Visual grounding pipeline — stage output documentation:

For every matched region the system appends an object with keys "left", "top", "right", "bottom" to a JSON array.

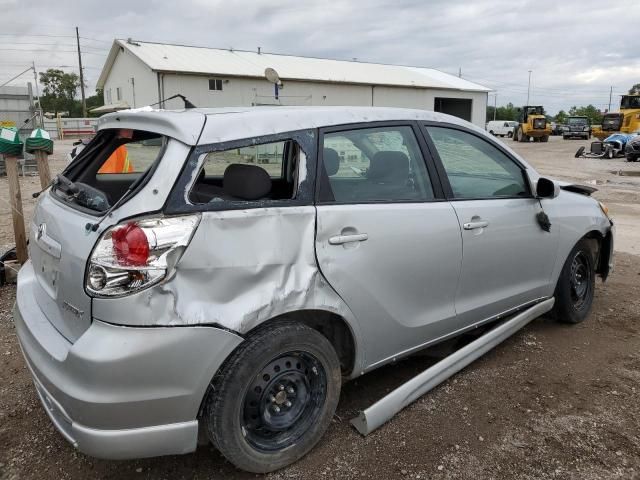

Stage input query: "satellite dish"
[{"left": 265, "top": 67, "right": 281, "bottom": 85}]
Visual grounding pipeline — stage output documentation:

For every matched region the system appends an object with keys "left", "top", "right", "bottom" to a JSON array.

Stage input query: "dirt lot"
[{"left": 1, "top": 136, "right": 639, "bottom": 479}]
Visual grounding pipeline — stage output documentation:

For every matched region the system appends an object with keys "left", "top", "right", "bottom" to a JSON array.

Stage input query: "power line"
[
  {"left": 0, "top": 48, "right": 107, "bottom": 55},
  {"left": 0, "top": 33, "right": 75, "bottom": 38},
  {"left": 80, "top": 36, "right": 113, "bottom": 44},
  {"left": 0, "top": 41, "right": 107, "bottom": 50}
]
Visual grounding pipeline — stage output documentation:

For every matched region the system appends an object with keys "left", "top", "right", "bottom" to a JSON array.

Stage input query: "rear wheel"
[
  {"left": 205, "top": 322, "right": 341, "bottom": 473},
  {"left": 552, "top": 239, "right": 596, "bottom": 324},
  {"left": 507, "top": 131, "right": 513, "bottom": 138},
  {"left": 489, "top": 130, "right": 495, "bottom": 136}
]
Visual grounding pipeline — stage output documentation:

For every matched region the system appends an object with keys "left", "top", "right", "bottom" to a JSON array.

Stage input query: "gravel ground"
[{"left": 1, "top": 135, "right": 639, "bottom": 480}]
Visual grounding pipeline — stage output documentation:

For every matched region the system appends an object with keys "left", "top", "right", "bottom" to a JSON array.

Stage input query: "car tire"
[
  {"left": 507, "top": 131, "right": 513, "bottom": 138},
  {"left": 606, "top": 148, "right": 614, "bottom": 159},
  {"left": 563, "top": 135, "right": 568, "bottom": 140},
  {"left": 489, "top": 130, "right": 494, "bottom": 136},
  {"left": 518, "top": 128, "right": 528, "bottom": 142},
  {"left": 205, "top": 322, "right": 341, "bottom": 473},
  {"left": 551, "top": 239, "right": 596, "bottom": 324},
  {"left": 575, "top": 146, "right": 585, "bottom": 158}
]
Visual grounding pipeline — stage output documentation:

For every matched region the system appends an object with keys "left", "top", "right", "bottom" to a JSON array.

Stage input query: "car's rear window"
[{"left": 53, "top": 129, "right": 167, "bottom": 214}]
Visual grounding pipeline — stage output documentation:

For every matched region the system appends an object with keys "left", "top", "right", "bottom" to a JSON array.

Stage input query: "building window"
[
  {"left": 106, "top": 88, "right": 112, "bottom": 103},
  {"left": 209, "top": 78, "right": 223, "bottom": 91},
  {"left": 116, "top": 87, "right": 122, "bottom": 101}
]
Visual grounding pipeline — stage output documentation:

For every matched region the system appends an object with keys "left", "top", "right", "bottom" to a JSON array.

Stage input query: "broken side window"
[{"left": 189, "top": 139, "right": 302, "bottom": 204}]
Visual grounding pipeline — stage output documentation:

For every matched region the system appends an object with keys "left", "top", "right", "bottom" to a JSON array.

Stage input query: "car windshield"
[{"left": 568, "top": 118, "right": 588, "bottom": 125}]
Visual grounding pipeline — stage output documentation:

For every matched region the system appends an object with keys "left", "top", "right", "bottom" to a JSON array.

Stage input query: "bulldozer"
[
  {"left": 512, "top": 106, "right": 551, "bottom": 143},
  {"left": 592, "top": 94, "right": 640, "bottom": 140}
]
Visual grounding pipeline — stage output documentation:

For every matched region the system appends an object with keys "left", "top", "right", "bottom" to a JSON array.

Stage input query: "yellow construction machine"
[
  {"left": 512, "top": 106, "right": 551, "bottom": 143},
  {"left": 592, "top": 94, "right": 640, "bottom": 140}
]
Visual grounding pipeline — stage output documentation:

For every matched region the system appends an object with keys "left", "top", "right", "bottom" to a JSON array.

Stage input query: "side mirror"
[{"left": 536, "top": 177, "right": 559, "bottom": 199}]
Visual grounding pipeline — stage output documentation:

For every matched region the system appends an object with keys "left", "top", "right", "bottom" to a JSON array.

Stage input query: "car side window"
[
  {"left": 426, "top": 127, "right": 529, "bottom": 199},
  {"left": 189, "top": 139, "right": 301, "bottom": 204},
  {"left": 320, "top": 126, "right": 434, "bottom": 203}
]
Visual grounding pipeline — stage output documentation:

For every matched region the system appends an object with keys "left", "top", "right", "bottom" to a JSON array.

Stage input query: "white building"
[
  {"left": 96, "top": 40, "right": 490, "bottom": 127},
  {"left": 0, "top": 85, "right": 33, "bottom": 128}
]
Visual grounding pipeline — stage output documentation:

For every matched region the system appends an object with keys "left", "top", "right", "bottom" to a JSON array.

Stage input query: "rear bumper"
[{"left": 13, "top": 261, "right": 243, "bottom": 459}]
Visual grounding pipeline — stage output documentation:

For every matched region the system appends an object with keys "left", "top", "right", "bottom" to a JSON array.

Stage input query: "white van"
[{"left": 486, "top": 120, "right": 517, "bottom": 137}]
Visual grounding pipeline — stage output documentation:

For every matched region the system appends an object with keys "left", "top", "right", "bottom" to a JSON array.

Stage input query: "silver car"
[{"left": 14, "top": 107, "right": 613, "bottom": 473}]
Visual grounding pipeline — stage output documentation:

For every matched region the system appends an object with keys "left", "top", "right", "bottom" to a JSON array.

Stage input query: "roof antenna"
[{"left": 258, "top": 46, "right": 261, "bottom": 54}]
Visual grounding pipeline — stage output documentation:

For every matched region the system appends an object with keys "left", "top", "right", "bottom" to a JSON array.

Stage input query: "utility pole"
[
  {"left": 76, "top": 26, "right": 87, "bottom": 117},
  {"left": 608, "top": 86, "right": 613, "bottom": 112},
  {"left": 493, "top": 93, "right": 497, "bottom": 121},
  {"left": 32, "top": 61, "right": 43, "bottom": 127},
  {"left": 458, "top": 67, "right": 462, "bottom": 78},
  {"left": 526, "top": 70, "right": 532, "bottom": 105}
]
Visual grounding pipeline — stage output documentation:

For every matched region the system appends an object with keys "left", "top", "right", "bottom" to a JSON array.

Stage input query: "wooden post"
[
  {"left": 35, "top": 150, "right": 51, "bottom": 189},
  {"left": 5, "top": 155, "right": 28, "bottom": 263}
]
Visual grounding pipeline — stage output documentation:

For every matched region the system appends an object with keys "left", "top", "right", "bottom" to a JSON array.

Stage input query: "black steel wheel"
[
  {"left": 568, "top": 251, "right": 593, "bottom": 311},
  {"left": 205, "top": 322, "right": 341, "bottom": 473},
  {"left": 241, "top": 352, "right": 327, "bottom": 452},
  {"left": 552, "top": 239, "right": 596, "bottom": 324}
]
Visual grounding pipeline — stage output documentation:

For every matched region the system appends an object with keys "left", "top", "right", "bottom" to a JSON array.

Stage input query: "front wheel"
[
  {"left": 552, "top": 239, "right": 596, "bottom": 324},
  {"left": 518, "top": 128, "right": 528, "bottom": 142},
  {"left": 205, "top": 322, "right": 341, "bottom": 473},
  {"left": 606, "top": 147, "right": 614, "bottom": 159}
]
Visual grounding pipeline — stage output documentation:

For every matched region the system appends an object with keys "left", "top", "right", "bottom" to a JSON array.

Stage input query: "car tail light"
[{"left": 85, "top": 214, "right": 200, "bottom": 297}]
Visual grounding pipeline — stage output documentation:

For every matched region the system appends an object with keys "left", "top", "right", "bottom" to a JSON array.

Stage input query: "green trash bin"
[
  {"left": 0, "top": 127, "right": 23, "bottom": 156},
  {"left": 25, "top": 128, "right": 54, "bottom": 155}
]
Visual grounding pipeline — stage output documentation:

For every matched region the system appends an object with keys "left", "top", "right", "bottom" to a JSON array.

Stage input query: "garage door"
[{"left": 434, "top": 97, "right": 472, "bottom": 122}]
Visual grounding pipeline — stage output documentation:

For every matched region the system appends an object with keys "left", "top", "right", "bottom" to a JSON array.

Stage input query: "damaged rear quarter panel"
[
  {"left": 92, "top": 124, "right": 366, "bottom": 373},
  {"left": 92, "top": 207, "right": 363, "bottom": 365}
]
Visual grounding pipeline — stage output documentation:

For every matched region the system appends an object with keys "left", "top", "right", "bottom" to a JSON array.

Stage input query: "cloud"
[{"left": 0, "top": 0, "right": 638, "bottom": 114}]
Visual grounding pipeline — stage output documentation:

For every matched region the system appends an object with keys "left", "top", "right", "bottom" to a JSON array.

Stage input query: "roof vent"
[{"left": 127, "top": 38, "right": 140, "bottom": 46}]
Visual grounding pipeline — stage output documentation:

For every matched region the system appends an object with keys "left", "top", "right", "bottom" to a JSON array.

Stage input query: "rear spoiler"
[{"left": 560, "top": 184, "right": 597, "bottom": 196}]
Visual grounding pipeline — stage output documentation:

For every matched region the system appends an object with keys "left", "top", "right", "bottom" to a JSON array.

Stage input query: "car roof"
[
  {"left": 97, "top": 106, "right": 537, "bottom": 175},
  {"left": 97, "top": 106, "right": 477, "bottom": 146}
]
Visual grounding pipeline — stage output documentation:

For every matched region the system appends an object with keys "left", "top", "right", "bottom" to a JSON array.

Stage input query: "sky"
[{"left": 1, "top": 0, "right": 639, "bottom": 115}]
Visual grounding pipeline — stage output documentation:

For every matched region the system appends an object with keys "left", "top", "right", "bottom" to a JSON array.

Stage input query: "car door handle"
[
  {"left": 463, "top": 220, "right": 489, "bottom": 230},
  {"left": 328, "top": 233, "right": 369, "bottom": 245}
]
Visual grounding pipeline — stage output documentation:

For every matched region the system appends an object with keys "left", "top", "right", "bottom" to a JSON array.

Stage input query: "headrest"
[
  {"left": 367, "top": 151, "right": 409, "bottom": 183},
  {"left": 223, "top": 164, "right": 272, "bottom": 200},
  {"left": 323, "top": 148, "right": 340, "bottom": 176}
]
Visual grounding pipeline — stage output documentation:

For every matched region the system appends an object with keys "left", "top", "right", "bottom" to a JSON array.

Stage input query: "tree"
[
  {"left": 567, "top": 104, "right": 603, "bottom": 125},
  {"left": 39, "top": 69, "right": 80, "bottom": 115},
  {"left": 86, "top": 89, "right": 104, "bottom": 117},
  {"left": 629, "top": 83, "right": 640, "bottom": 95},
  {"left": 486, "top": 102, "right": 519, "bottom": 122},
  {"left": 554, "top": 110, "right": 568, "bottom": 124}
]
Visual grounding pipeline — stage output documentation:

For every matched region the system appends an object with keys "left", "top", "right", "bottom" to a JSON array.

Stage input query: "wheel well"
[
  {"left": 254, "top": 310, "right": 356, "bottom": 376},
  {"left": 585, "top": 229, "right": 613, "bottom": 278},
  {"left": 583, "top": 230, "right": 611, "bottom": 280}
]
